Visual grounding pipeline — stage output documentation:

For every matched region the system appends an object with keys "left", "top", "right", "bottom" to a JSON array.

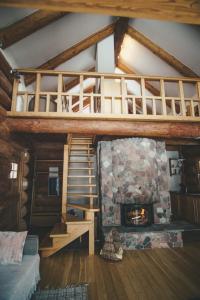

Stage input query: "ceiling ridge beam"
[
  {"left": 114, "top": 17, "right": 129, "bottom": 64},
  {"left": 127, "top": 26, "right": 198, "bottom": 78},
  {"left": 0, "top": 10, "right": 67, "bottom": 49},
  {"left": 117, "top": 59, "right": 160, "bottom": 96},
  {"left": 25, "top": 23, "right": 115, "bottom": 86},
  {"left": 0, "top": 1, "right": 200, "bottom": 25}
]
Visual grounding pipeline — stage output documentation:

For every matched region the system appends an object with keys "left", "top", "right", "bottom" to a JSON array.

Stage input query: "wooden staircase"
[{"left": 40, "top": 134, "right": 99, "bottom": 257}]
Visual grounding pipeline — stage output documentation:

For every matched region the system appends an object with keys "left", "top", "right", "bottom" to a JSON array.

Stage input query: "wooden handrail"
[{"left": 9, "top": 68, "right": 200, "bottom": 121}]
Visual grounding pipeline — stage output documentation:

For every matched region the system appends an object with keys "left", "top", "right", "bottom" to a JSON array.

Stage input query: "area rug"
[{"left": 32, "top": 283, "right": 88, "bottom": 300}]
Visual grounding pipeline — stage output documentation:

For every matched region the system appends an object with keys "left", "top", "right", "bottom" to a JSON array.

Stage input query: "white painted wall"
[
  {"left": 129, "top": 19, "right": 200, "bottom": 76},
  {"left": 0, "top": 8, "right": 35, "bottom": 28},
  {"left": 3, "top": 13, "right": 113, "bottom": 68},
  {"left": 96, "top": 35, "right": 115, "bottom": 73}
]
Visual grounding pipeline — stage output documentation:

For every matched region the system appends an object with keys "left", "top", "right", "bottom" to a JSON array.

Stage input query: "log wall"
[
  {"left": 0, "top": 51, "right": 13, "bottom": 111},
  {"left": 30, "top": 141, "right": 64, "bottom": 226},
  {"left": 0, "top": 113, "right": 26, "bottom": 230}
]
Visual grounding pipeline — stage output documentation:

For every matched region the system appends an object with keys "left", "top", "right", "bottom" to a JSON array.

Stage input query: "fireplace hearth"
[{"left": 121, "top": 203, "right": 153, "bottom": 227}]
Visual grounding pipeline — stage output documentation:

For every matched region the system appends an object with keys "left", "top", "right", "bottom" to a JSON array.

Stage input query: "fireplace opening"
[{"left": 121, "top": 203, "right": 153, "bottom": 227}]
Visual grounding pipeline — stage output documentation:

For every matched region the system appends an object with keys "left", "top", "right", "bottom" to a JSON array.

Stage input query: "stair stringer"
[{"left": 40, "top": 224, "right": 90, "bottom": 258}]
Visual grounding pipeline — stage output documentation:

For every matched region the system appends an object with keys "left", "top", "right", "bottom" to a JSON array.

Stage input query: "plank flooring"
[{"left": 39, "top": 242, "right": 200, "bottom": 300}]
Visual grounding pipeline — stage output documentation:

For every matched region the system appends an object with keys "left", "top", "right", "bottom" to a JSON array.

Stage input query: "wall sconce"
[{"left": 169, "top": 158, "right": 185, "bottom": 176}]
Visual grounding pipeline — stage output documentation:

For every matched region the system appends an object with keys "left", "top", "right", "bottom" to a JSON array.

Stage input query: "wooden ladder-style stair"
[{"left": 39, "top": 134, "right": 99, "bottom": 257}]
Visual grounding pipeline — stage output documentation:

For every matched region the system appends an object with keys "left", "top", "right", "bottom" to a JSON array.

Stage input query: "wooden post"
[
  {"left": 23, "top": 92, "right": 28, "bottom": 112},
  {"left": 141, "top": 78, "right": 147, "bottom": 115},
  {"left": 46, "top": 94, "right": 50, "bottom": 112},
  {"left": 179, "top": 80, "right": 186, "bottom": 116},
  {"left": 160, "top": 79, "right": 167, "bottom": 115},
  {"left": 34, "top": 73, "right": 41, "bottom": 112},
  {"left": 86, "top": 211, "right": 95, "bottom": 255},
  {"left": 79, "top": 75, "right": 84, "bottom": 112},
  {"left": 121, "top": 77, "right": 127, "bottom": 114},
  {"left": 152, "top": 98, "right": 156, "bottom": 115},
  {"left": 11, "top": 78, "right": 19, "bottom": 112},
  {"left": 90, "top": 95, "right": 94, "bottom": 113},
  {"left": 100, "top": 76, "right": 105, "bottom": 113},
  {"left": 132, "top": 97, "right": 136, "bottom": 114},
  {"left": 61, "top": 144, "right": 69, "bottom": 216},
  {"left": 68, "top": 95, "right": 72, "bottom": 113},
  {"left": 57, "top": 74, "right": 63, "bottom": 112}
]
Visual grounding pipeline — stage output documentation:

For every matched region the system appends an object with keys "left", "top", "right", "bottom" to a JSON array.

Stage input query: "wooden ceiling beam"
[
  {"left": 25, "top": 23, "right": 115, "bottom": 86},
  {"left": 114, "top": 17, "right": 129, "bottom": 64},
  {"left": 127, "top": 26, "right": 198, "bottom": 78},
  {"left": 0, "top": 1, "right": 200, "bottom": 25},
  {"left": 0, "top": 11, "right": 67, "bottom": 49},
  {"left": 6, "top": 118, "right": 200, "bottom": 138},
  {"left": 117, "top": 59, "right": 160, "bottom": 96}
]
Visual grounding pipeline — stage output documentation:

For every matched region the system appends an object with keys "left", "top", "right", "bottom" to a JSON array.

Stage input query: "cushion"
[{"left": 0, "top": 231, "right": 27, "bottom": 264}]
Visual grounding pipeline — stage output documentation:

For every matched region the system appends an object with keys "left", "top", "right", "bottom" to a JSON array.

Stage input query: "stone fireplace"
[
  {"left": 98, "top": 138, "right": 183, "bottom": 249},
  {"left": 121, "top": 203, "right": 153, "bottom": 227}
]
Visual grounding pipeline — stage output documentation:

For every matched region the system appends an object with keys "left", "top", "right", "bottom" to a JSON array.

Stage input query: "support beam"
[
  {"left": 0, "top": 1, "right": 200, "bottom": 25},
  {"left": 114, "top": 17, "right": 129, "bottom": 64},
  {"left": 25, "top": 23, "right": 115, "bottom": 86},
  {"left": 0, "top": 11, "right": 66, "bottom": 49},
  {"left": 117, "top": 59, "right": 160, "bottom": 96},
  {"left": 127, "top": 26, "right": 198, "bottom": 78},
  {"left": 6, "top": 118, "right": 200, "bottom": 139}
]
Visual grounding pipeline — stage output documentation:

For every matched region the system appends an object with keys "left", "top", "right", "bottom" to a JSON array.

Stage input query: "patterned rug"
[{"left": 32, "top": 284, "right": 88, "bottom": 300}]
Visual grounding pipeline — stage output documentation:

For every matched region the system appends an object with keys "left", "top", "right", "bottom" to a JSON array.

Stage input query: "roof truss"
[
  {"left": 0, "top": 10, "right": 67, "bottom": 49},
  {"left": 127, "top": 26, "right": 198, "bottom": 78},
  {"left": 25, "top": 23, "right": 115, "bottom": 85},
  {"left": 114, "top": 17, "right": 129, "bottom": 64}
]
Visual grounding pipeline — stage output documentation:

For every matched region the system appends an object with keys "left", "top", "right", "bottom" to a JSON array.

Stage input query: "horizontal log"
[
  {"left": 0, "top": 0, "right": 200, "bottom": 25},
  {"left": 0, "top": 105, "right": 7, "bottom": 119},
  {"left": 0, "top": 120, "right": 10, "bottom": 139},
  {"left": 0, "top": 87, "right": 11, "bottom": 110},
  {"left": 0, "top": 71, "right": 13, "bottom": 96},
  {"left": 0, "top": 51, "right": 13, "bottom": 83},
  {"left": 6, "top": 117, "right": 200, "bottom": 138}
]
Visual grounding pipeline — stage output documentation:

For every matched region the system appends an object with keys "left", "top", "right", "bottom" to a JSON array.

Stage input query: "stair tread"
[
  {"left": 65, "top": 215, "right": 92, "bottom": 224},
  {"left": 70, "top": 154, "right": 94, "bottom": 157},
  {"left": 71, "top": 143, "right": 92, "bottom": 145},
  {"left": 67, "top": 203, "right": 100, "bottom": 212},
  {"left": 39, "top": 236, "right": 53, "bottom": 250},
  {"left": 68, "top": 184, "right": 96, "bottom": 187},
  {"left": 70, "top": 148, "right": 94, "bottom": 150},
  {"left": 68, "top": 175, "right": 95, "bottom": 178},
  {"left": 68, "top": 168, "right": 94, "bottom": 170},
  {"left": 50, "top": 223, "right": 69, "bottom": 237},
  {"left": 69, "top": 161, "right": 94, "bottom": 163},
  {"left": 68, "top": 194, "right": 98, "bottom": 198}
]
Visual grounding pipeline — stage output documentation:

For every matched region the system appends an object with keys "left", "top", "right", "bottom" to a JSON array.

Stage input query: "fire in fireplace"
[{"left": 121, "top": 203, "right": 153, "bottom": 227}]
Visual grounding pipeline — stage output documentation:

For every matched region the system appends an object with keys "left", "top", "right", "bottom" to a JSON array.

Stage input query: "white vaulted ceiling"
[{"left": 0, "top": 8, "right": 199, "bottom": 87}]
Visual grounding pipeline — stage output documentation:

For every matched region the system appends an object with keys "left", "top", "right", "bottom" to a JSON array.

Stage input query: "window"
[
  {"left": 9, "top": 162, "right": 18, "bottom": 179},
  {"left": 48, "top": 167, "right": 59, "bottom": 196}
]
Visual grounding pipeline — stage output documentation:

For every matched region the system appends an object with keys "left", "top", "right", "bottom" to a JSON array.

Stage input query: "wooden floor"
[{"left": 39, "top": 243, "right": 200, "bottom": 300}]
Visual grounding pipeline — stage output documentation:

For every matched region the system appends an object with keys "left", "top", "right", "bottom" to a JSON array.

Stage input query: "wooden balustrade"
[{"left": 7, "top": 69, "right": 200, "bottom": 122}]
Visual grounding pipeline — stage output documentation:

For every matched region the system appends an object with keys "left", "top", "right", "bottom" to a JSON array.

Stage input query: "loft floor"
[{"left": 39, "top": 243, "right": 200, "bottom": 300}]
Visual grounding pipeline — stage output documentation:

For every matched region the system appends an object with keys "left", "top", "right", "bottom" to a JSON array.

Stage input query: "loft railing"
[{"left": 8, "top": 69, "right": 200, "bottom": 121}]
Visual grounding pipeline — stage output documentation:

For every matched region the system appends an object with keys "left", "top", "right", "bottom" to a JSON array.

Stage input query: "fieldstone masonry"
[{"left": 98, "top": 138, "right": 183, "bottom": 249}]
